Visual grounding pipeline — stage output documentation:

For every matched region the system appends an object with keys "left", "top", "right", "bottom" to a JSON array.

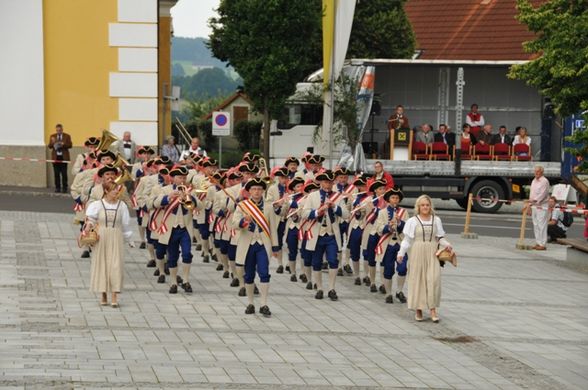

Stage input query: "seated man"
[
  {"left": 433, "top": 124, "right": 455, "bottom": 150},
  {"left": 547, "top": 196, "right": 567, "bottom": 242},
  {"left": 477, "top": 124, "right": 493, "bottom": 146},
  {"left": 491, "top": 125, "right": 513, "bottom": 145},
  {"left": 414, "top": 124, "right": 434, "bottom": 145}
]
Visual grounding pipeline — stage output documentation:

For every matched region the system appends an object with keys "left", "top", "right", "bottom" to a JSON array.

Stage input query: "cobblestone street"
[{"left": 1, "top": 210, "right": 587, "bottom": 389}]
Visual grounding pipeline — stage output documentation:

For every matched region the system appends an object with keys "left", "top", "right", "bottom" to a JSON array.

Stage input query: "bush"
[
  {"left": 207, "top": 150, "right": 243, "bottom": 168},
  {"left": 234, "top": 120, "right": 262, "bottom": 150}
]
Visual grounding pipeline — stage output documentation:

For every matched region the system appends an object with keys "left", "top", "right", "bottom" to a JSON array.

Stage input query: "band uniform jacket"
[
  {"left": 152, "top": 184, "right": 199, "bottom": 245},
  {"left": 226, "top": 183, "right": 245, "bottom": 245},
  {"left": 133, "top": 173, "right": 151, "bottom": 227},
  {"left": 48, "top": 132, "right": 73, "bottom": 161},
  {"left": 285, "top": 193, "right": 307, "bottom": 232},
  {"left": 231, "top": 200, "right": 274, "bottom": 266},
  {"left": 144, "top": 174, "right": 168, "bottom": 240},
  {"left": 85, "top": 180, "right": 132, "bottom": 210},
  {"left": 72, "top": 152, "right": 92, "bottom": 175},
  {"left": 361, "top": 196, "right": 384, "bottom": 250},
  {"left": 70, "top": 167, "right": 98, "bottom": 222},
  {"left": 266, "top": 182, "right": 289, "bottom": 246},
  {"left": 212, "top": 186, "right": 230, "bottom": 240},
  {"left": 191, "top": 174, "right": 210, "bottom": 224},
  {"left": 302, "top": 190, "right": 350, "bottom": 251},
  {"left": 347, "top": 192, "right": 369, "bottom": 234},
  {"left": 374, "top": 205, "right": 408, "bottom": 262}
]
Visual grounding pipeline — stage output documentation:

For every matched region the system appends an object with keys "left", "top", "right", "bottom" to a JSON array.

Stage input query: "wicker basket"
[
  {"left": 436, "top": 248, "right": 457, "bottom": 267},
  {"left": 79, "top": 226, "right": 99, "bottom": 247}
]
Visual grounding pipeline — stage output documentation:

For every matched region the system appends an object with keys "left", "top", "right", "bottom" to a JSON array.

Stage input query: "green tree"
[
  {"left": 209, "top": 0, "right": 322, "bottom": 159},
  {"left": 508, "top": 0, "right": 588, "bottom": 117},
  {"left": 347, "top": 0, "right": 416, "bottom": 59}
]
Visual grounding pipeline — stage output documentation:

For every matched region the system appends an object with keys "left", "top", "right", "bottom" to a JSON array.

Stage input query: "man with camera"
[{"left": 48, "top": 123, "right": 72, "bottom": 193}]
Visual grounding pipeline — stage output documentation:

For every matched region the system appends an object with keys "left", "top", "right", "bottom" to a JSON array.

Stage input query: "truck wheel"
[
  {"left": 455, "top": 198, "right": 468, "bottom": 210},
  {"left": 471, "top": 180, "right": 504, "bottom": 213}
]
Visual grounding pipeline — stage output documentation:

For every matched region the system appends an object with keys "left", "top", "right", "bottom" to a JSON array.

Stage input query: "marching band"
[{"left": 70, "top": 132, "right": 448, "bottom": 320}]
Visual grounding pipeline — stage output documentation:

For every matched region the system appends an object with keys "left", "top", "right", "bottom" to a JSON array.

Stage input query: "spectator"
[
  {"left": 161, "top": 135, "right": 180, "bottom": 163},
  {"left": 373, "top": 161, "right": 394, "bottom": 189},
  {"left": 461, "top": 123, "right": 477, "bottom": 145},
  {"left": 547, "top": 196, "right": 567, "bottom": 242},
  {"left": 465, "top": 103, "right": 485, "bottom": 138},
  {"left": 415, "top": 124, "right": 434, "bottom": 145},
  {"left": 528, "top": 165, "right": 550, "bottom": 250},
  {"left": 387, "top": 104, "right": 410, "bottom": 131},
  {"left": 48, "top": 123, "right": 73, "bottom": 193},
  {"left": 434, "top": 124, "right": 455, "bottom": 150},
  {"left": 115, "top": 131, "right": 136, "bottom": 164},
  {"left": 513, "top": 127, "right": 532, "bottom": 157},
  {"left": 491, "top": 125, "right": 513, "bottom": 145},
  {"left": 477, "top": 124, "right": 493, "bottom": 146},
  {"left": 180, "top": 136, "right": 208, "bottom": 161}
]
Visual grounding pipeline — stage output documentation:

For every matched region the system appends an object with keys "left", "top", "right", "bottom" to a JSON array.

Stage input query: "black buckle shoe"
[
  {"left": 216, "top": 264, "right": 224, "bottom": 271},
  {"left": 276, "top": 265, "right": 284, "bottom": 274},
  {"left": 222, "top": 270, "right": 230, "bottom": 279},
  {"left": 313, "top": 283, "right": 317, "bottom": 290},
  {"left": 169, "top": 284, "right": 178, "bottom": 294},
  {"left": 363, "top": 276, "right": 370, "bottom": 286},
  {"left": 370, "top": 284, "right": 378, "bottom": 293},
  {"left": 157, "top": 275, "right": 165, "bottom": 284},
  {"left": 181, "top": 282, "right": 192, "bottom": 293},
  {"left": 230, "top": 278, "right": 240, "bottom": 287},
  {"left": 354, "top": 277, "right": 361, "bottom": 286},
  {"left": 315, "top": 290, "right": 324, "bottom": 300},
  {"left": 337, "top": 269, "right": 343, "bottom": 276},
  {"left": 202, "top": 255, "right": 210, "bottom": 263},
  {"left": 328, "top": 289, "right": 338, "bottom": 301},
  {"left": 385, "top": 295, "right": 394, "bottom": 304},
  {"left": 290, "top": 274, "right": 297, "bottom": 282},
  {"left": 344, "top": 264, "right": 353, "bottom": 274},
  {"left": 285, "top": 265, "right": 291, "bottom": 273},
  {"left": 147, "top": 259, "right": 156, "bottom": 267},
  {"left": 299, "top": 274, "right": 308, "bottom": 283},
  {"left": 195, "top": 244, "right": 202, "bottom": 251},
  {"left": 81, "top": 250, "right": 90, "bottom": 258},
  {"left": 238, "top": 287, "right": 246, "bottom": 296},
  {"left": 139, "top": 242, "right": 146, "bottom": 249},
  {"left": 212, "top": 254, "right": 218, "bottom": 261},
  {"left": 306, "top": 281, "right": 313, "bottom": 290},
  {"left": 254, "top": 285, "right": 259, "bottom": 295},
  {"left": 379, "top": 285, "right": 386, "bottom": 294},
  {"left": 153, "top": 269, "right": 160, "bottom": 276},
  {"left": 176, "top": 275, "right": 183, "bottom": 285},
  {"left": 259, "top": 305, "right": 271, "bottom": 317},
  {"left": 395, "top": 291, "right": 407, "bottom": 303},
  {"left": 245, "top": 304, "right": 255, "bottom": 314}
]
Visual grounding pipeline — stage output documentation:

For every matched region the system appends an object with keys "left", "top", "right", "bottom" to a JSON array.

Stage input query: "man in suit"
[
  {"left": 302, "top": 170, "right": 350, "bottom": 301},
  {"left": 478, "top": 124, "right": 494, "bottom": 146},
  {"left": 48, "top": 123, "right": 73, "bottom": 193},
  {"left": 434, "top": 124, "right": 455, "bottom": 150},
  {"left": 491, "top": 125, "right": 513, "bottom": 145},
  {"left": 414, "top": 124, "right": 434, "bottom": 145},
  {"left": 115, "top": 131, "right": 136, "bottom": 164},
  {"left": 232, "top": 178, "right": 274, "bottom": 317}
]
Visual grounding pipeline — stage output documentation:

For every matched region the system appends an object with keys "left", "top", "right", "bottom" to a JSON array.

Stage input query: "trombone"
[{"left": 175, "top": 118, "right": 193, "bottom": 146}]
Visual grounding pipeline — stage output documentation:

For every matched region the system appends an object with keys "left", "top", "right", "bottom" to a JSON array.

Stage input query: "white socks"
[
  {"left": 259, "top": 282, "right": 269, "bottom": 306},
  {"left": 328, "top": 268, "right": 337, "bottom": 291}
]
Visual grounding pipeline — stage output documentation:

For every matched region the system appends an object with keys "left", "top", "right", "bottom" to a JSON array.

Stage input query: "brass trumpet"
[{"left": 177, "top": 185, "right": 194, "bottom": 210}]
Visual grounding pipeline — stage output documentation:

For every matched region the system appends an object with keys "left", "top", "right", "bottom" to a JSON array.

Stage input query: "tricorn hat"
[
  {"left": 244, "top": 177, "right": 267, "bottom": 191},
  {"left": 368, "top": 179, "right": 386, "bottom": 193},
  {"left": 383, "top": 187, "right": 404, "bottom": 202},
  {"left": 97, "top": 164, "right": 118, "bottom": 177},
  {"left": 315, "top": 169, "right": 335, "bottom": 181},
  {"left": 288, "top": 176, "right": 305, "bottom": 191}
]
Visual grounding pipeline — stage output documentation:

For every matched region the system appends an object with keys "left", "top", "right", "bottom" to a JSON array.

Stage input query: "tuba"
[
  {"left": 96, "top": 130, "right": 118, "bottom": 152},
  {"left": 113, "top": 154, "right": 130, "bottom": 169},
  {"left": 114, "top": 169, "right": 132, "bottom": 186},
  {"left": 177, "top": 185, "right": 194, "bottom": 210}
]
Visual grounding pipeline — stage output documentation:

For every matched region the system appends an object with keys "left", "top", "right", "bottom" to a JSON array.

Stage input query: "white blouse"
[
  {"left": 512, "top": 135, "right": 531, "bottom": 146},
  {"left": 398, "top": 215, "right": 449, "bottom": 257},
  {"left": 86, "top": 199, "right": 133, "bottom": 241}
]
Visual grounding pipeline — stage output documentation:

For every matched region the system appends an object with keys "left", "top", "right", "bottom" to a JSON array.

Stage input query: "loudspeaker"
[
  {"left": 370, "top": 100, "right": 381, "bottom": 116},
  {"left": 362, "top": 141, "right": 378, "bottom": 154}
]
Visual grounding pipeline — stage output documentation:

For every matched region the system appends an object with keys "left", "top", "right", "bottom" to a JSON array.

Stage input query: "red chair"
[
  {"left": 512, "top": 144, "right": 532, "bottom": 161},
  {"left": 430, "top": 142, "right": 451, "bottom": 160},
  {"left": 493, "top": 143, "right": 511, "bottom": 161},
  {"left": 473, "top": 143, "right": 492, "bottom": 160},
  {"left": 460, "top": 139, "right": 472, "bottom": 160},
  {"left": 412, "top": 141, "right": 429, "bottom": 160}
]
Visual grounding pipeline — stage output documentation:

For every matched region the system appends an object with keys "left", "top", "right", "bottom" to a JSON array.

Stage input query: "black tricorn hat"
[
  {"left": 287, "top": 176, "right": 305, "bottom": 191},
  {"left": 244, "top": 177, "right": 267, "bottom": 191},
  {"left": 368, "top": 179, "right": 386, "bottom": 193},
  {"left": 303, "top": 181, "right": 319, "bottom": 193},
  {"left": 285, "top": 156, "right": 300, "bottom": 166},
  {"left": 85, "top": 137, "right": 100, "bottom": 146},
  {"left": 238, "top": 162, "right": 258, "bottom": 173},
  {"left": 334, "top": 167, "right": 351, "bottom": 177},
  {"left": 97, "top": 150, "right": 116, "bottom": 162},
  {"left": 308, "top": 154, "right": 326, "bottom": 164},
  {"left": 273, "top": 167, "right": 288, "bottom": 177},
  {"left": 315, "top": 169, "right": 335, "bottom": 181},
  {"left": 169, "top": 166, "right": 189, "bottom": 176},
  {"left": 383, "top": 187, "right": 404, "bottom": 202},
  {"left": 353, "top": 176, "right": 367, "bottom": 186},
  {"left": 97, "top": 164, "right": 118, "bottom": 177},
  {"left": 202, "top": 158, "right": 218, "bottom": 167}
]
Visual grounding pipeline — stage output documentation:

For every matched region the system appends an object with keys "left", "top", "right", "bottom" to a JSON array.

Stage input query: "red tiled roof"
[
  {"left": 404, "top": 0, "right": 545, "bottom": 61},
  {"left": 203, "top": 91, "right": 253, "bottom": 120}
]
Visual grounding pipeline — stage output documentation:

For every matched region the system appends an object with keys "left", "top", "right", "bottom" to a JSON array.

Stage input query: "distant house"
[{"left": 203, "top": 91, "right": 262, "bottom": 135}]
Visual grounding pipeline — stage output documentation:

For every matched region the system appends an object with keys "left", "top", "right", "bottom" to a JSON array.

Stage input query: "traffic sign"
[{"left": 212, "top": 111, "right": 231, "bottom": 136}]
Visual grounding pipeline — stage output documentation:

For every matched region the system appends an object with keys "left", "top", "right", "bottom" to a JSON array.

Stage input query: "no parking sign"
[{"left": 212, "top": 111, "right": 231, "bottom": 136}]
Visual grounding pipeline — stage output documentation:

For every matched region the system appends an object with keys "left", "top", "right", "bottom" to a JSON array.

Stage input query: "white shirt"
[
  {"left": 398, "top": 215, "right": 448, "bottom": 257},
  {"left": 512, "top": 135, "right": 532, "bottom": 146},
  {"left": 180, "top": 146, "right": 207, "bottom": 161},
  {"left": 86, "top": 199, "right": 133, "bottom": 241},
  {"left": 550, "top": 206, "right": 568, "bottom": 232}
]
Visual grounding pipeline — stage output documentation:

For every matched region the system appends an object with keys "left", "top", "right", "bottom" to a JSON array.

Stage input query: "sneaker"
[
  {"left": 259, "top": 305, "right": 272, "bottom": 317},
  {"left": 299, "top": 274, "right": 308, "bottom": 283},
  {"left": 146, "top": 259, "right": 156, "bottom": 268},
  {"left": 245, "top": 304, "right": 255, "bottom": 314},
  {"left": 181, "top": 282, "right": 193, "bottom": 293},
  {"left": 395, "top": 291, "right": 407, "bottom": 303},
  {"left": 238, "top": 287, "right": 246, "bottom": 296},
  {"left": 315, "top": 290, "right": 324, "bottom": 300},
  {"left": 276, "top": 265, "right": 284, "bottom": 274},
  {"left": 328, "top": 289, "right": 338, "bottom": 301},
  {"left": 385, "top": 295, "right": 394, "bottom": 304},
  {"left": 157, "top": 275, "right": 165, "bottom": 284},
  {"left": 169, "top": 284, "right": 178, "bottom": 294},
  {"left": 290, "top": 274, "right": 297, "bottom": 282},
  {"left": 354, "top": 277, "right": 361, "bottom": 286},
  {"left": 343, "top": 264, "right": 353, "bottom": 274},
  {"left": 222, "top": 270, "right": 230, "bottom": 279},
  {"left": 216, "top": 264, "right": 224, "bottom": 271},
  {"left": 306, "top": 281, "right": 313, "bottom": 290}
]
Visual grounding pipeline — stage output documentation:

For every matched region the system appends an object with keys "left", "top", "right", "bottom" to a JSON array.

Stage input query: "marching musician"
[
  {"left": 208, "top": 171, "right": 228, "bottom": 276},
  {"left": 284, "top": 156, "right": 303, "bottom": 180},
  {"left": 192, "top": 158, "right": 218, "bottom": 263},
  {"left": 347, "top": 176, "right": 369, "bottom": 285},
  {"left": 72, "top": 137, "right": 99, "bottom": 175},
  {"left": 130, "top": 146, "right": 155, "bottom": 249},
  {"left": 304, "top": 154, "right": 324, "bottom": 181},
  {"left": 375, "top": 187, "right": 408, "bottom": 304},
  {"left": 152, "top": 166, "right": 199, "bottom": 294},
  {"left": 302, "top": 170, "right": 350, "bottom": 301},
  {"left": 334, "top": 168, "right": 353, "bottom": 277},
  {"left": 361, "top": 179, "right": 387, "bottom": 292},
  {"left": 266, "top": 166, "right": 289, "bottom": 274},
  {"left": 283, "top": 177, "right": 306, "bottom": 283},
  {"left": 299, "top": 180, "right": 320, "bottom": 290},
  {"left": 232, "top": 178, "right": 274, "bottom": 317}
]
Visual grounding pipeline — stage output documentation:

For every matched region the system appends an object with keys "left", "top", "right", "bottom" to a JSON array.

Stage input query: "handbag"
[
  {"left": 79, "top": 224, "right": 99, "bottom": 247},
  {"left": 436, "top": 247, "right": 457, "bottom": 267}
]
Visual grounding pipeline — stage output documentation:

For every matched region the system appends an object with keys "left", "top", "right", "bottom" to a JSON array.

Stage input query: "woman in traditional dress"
[
  {"left": 85, "top": 171, "right": 134, "bottom": 307},
  {"left": 397, "top": 195, "right": 453, "bottom": 322}
]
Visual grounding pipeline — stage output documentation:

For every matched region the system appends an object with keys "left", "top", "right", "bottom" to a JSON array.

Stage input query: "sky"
[{"left": 171, "top": 0, "right": 219, "bottom": 39}]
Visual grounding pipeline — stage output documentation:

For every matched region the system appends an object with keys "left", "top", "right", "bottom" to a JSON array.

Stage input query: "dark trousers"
[
  {"left": 244, "top": 243, "right": 270, "bottom": 283},
  {"left": 548, "top": 224, "right": 566, "bottom": 241},
  {"left": 52, "top": 162, "right": 68, "bottom": 189}
]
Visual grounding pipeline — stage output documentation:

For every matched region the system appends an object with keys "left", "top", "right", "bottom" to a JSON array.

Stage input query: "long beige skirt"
[
  {"left": 407, "top": 240, "right": 441, "bottom": 310},
  {"left": 89, "top": 226, "right": 124, "bottom": 293}
]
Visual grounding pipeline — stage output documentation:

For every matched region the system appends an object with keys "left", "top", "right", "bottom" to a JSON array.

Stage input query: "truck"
[{"left": 270, "top": 59, "right": 565, "bottom": 213}]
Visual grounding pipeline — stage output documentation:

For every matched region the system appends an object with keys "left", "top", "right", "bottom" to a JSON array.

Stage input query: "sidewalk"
[{"left": 1, "top": 210, "right": 587, "bottom": 389}]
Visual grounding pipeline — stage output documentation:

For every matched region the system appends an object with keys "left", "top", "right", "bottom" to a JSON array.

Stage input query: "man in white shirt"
[
  {"left": 116, "top": 131, "right": 136, "bottom": 164},
  {"left": 547, "top": 196, "right": 567, "bottom": 242},
  {"left": 528, "top": 166, "right": 550, "bottom": 250},
  {"left": 180, "top": 137, "right": 207, "bottom": 161}
]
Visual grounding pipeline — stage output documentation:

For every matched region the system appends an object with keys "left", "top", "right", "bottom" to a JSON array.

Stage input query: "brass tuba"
[
  {"left": 113, "top": 154, "right": 130, "bottom": 169},
  {"left": 177, "top": 185, "right": 194, "bottom": 210},
  {"left": 114, "top": 169, "right": 132, "bottom": 186},
  {"left": 96, "top": 130, "right": 118, "bottom": 152}
]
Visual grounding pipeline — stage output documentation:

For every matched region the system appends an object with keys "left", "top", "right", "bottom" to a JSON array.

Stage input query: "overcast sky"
[{"left": 171, "top": 0, "right": 220, "bottom": 39}]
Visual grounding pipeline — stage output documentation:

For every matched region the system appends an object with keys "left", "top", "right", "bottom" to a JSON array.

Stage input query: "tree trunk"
[{"left": 262, "top": 107, "right": 270, "bottom": 162}]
